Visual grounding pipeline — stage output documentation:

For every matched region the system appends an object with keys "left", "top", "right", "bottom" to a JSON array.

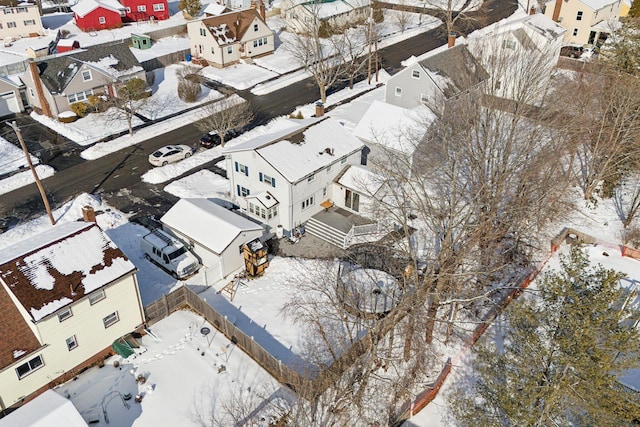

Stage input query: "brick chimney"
[
  {"left": 552, "top": 0, "right": 562, "bottom": 22},
  {"left": 529, "top": 6, "right": 536, "bottom": 14},
  {"left": 82, "top": 205, "right": 96, "bottom": 223},
  {"left": 259, "top": 0, "right": 265, "bottom": 19},
  {"left": 28, "top": 59, "right": 52, "bottom": 118},
  {"left": 315, "top": 101, "right": 324, "bottom": 117},
  {"left": 448, "top": 32, "right": 455, "bottom": 48}
]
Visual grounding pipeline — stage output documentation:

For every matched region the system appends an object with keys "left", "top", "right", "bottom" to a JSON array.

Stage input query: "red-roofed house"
[
  {"left": 186, "top": 5, "right": 274, "bottom": 68},
  {"left": 120, "top": 0, "right": 169, "bottom": 22},
  {"left": 0, "top": 221, "right": 144, "bottom": 411},
  {"left": 71, "top": 0, "right": 126, "bottom": 32}
]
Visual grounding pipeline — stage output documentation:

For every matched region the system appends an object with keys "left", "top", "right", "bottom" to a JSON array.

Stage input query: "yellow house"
[
  {"left": 544, "top": 0, "right": 623, "bottom": 45},
  {"left": 0, "top": 221, "right": 144, "bottom": 411}
]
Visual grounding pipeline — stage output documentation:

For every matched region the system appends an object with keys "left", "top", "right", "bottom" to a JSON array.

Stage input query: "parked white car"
[{"left": 148, "top": 145, "right": 195, "bottom": 166}]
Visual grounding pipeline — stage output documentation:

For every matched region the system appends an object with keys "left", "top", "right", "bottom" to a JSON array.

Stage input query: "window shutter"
[
  {"left": 272, "top": 178, "right": 275, "bottom": 187},
  {"left": 237, "top": 185, "right": 240, "bottom": 196},
  {"left": 259, "top": 172, "right": 263, "bottom": 182},
  {"left": 235, "top": 162, "right": 238, "bottom": 172},
  {"left": 245, "top": 167, "right": 249, "bottom": 177}
]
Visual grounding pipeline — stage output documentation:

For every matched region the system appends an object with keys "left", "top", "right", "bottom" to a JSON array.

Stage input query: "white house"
[
  {"left": 160, "top": 198, "right": 264, "bottom": 282},
  {"left": 223, "top": 116, "right": 365, "bottom": 237},
  {"left": 333, "top": 164, "right": 387, "bottom": 219},
  {"left": 384, "top": 44, "right": 489, "bottom": 109},
  {"left": 543, "top": 0, "right": 622, "bottom": 45},
  {"left": 187, "top": 6, "right": 274, "bottom": 68},
  {"left": 280, "top": 0, "right": 371, "bottom": 33},
  {"left": 0, "top": 221, "right": 144, "bottom": 411},
  {"left": 466, "top": 12, "right": 566, "bottom": 101},
  {"left": 0, "top": 1, "right": 45, "bottom": 40}
]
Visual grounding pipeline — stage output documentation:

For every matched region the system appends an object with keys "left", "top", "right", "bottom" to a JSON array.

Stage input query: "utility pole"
[
  {"left": 367, "top": 6, "right": 373, "bottom": 84},
  {"left": 9, "top": 121, "right": 55, "bottom": 225}
]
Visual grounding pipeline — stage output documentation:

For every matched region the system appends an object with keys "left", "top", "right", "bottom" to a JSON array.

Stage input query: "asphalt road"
[{"left": 0, "top": 0, "right": 517, "bottom": 228}]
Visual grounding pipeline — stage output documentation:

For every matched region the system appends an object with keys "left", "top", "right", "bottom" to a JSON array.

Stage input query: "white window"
[
  {"left": 3, "top": 8, "right": 13, "bottom": 14},
  {"left": 301, "top": 196, "right": 315, "bottom": 210},
  {"left": 411, "top": 70, "right": 420, "bottom": 79},
  {"left": 200, "top": 28, "right": 205, "bottom": 36},
  {"left": 238, "top": 186, "right": 250, "bottom": 197},
  {"left": 81, "top": 70, "right": 91, "bottom": 81},
  {"left": 253, "top": 40, "right": 258, "bottom": 48},
  {"left": 7, "top": 21, "right": 16, "bottom": 28},
  {"left": 227, "top": 46, "right": 232, "bottom": 54},
  {"left": 420, "top": 93, "right": 429, "bottom": 104},
  {"left": 576, "top": 11, "right": 583, "bottom": 20},
  {"left": 503, "top": 39, "right": 516, "bottom": 49},
  {"left": 66, "top": 336, "right": 78, "bottom": 351},
  {"left": 16, "top": 6, "right": 26, "bottom": 12},
  {"left": 572, "top": 28, "right": 578, "bottom": 36},
  {"left": 16, "top": 355, "right": 44, "bottom": 379},
  {"left": 262, "top": 174, "right": 274, "bottom": 186},
  {"left": 263, "top": 37, "right": 267, "bottom": 45},
  {"left": 23, "top": 19, "right": 35, "bottom": 25},
  {"left": 126, "top": 7, "right": 131, "bottom": 12},
  {"left": 153, "top": 3, "right": 165, "bottom": 11},
  {"left": 236, "top": 162, "right": 248, "bottom": 175},
  {"left": 67, "top": 89, "right": 92, "bottom": 104},
  {"left": 211, "top": 46, "right": 215, "bottom": 54},
  {"left": 28, "top": 87, "right": 34, "bottom": 98},
  {"left": 58, "top": 307, "right": 73, "bottom": 322},
  {"left": 395, "top": 87, "right": 402, "bottom": 97},
  {"left": 98, "top": 16, "right": 106, "bottom": 24},
  {"left": 254, "top": 23, "right": 258, "bottom": 31},
  {"left": 137, "top": 5, "right": 147, "bottom": 11},
  {"left": 103, "top": 311, "right": 119, "bottom": 328},
  {"left": 307, "top": 174, "right": 315, "bottom": 183},
  {"left": 89, "top": 289, "right": 105, "bottom": 305}
]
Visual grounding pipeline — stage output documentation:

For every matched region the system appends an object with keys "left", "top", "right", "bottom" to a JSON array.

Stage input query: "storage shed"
[
  {"left": 131, "top": 33, "right": 151, "bottom": 50},
  {"left": 161, "top": 199, "right": 265, "bottom": 282}
]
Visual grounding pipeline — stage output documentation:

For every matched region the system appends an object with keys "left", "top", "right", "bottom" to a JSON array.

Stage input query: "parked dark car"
[{"left": 200, "top": 129, "right": 239, "bottom": 148}]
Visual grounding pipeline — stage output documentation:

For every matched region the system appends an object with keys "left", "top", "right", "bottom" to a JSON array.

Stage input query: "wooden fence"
[
  {"left": 140, "top": 49, "right": 191, "bottom": 71},
  {"left": 144, "top": 286, "right": 316, "bottom": 396},
  {"left": 144, "top": 24, "right": 187, "bottom": 41}
]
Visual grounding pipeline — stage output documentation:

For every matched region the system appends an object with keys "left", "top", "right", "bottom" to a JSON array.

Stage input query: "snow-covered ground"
[{"left": 0, "top": 136, "right": 56, "bottom": 195}]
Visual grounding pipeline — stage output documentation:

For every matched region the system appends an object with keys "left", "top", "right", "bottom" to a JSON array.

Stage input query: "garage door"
[{"left": 0, "top": 91, "right": 20, "bottom": 117}]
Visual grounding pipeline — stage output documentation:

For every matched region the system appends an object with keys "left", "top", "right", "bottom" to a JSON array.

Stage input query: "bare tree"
[
  {"left": 286, "top": 6, "right": 350, "bottom": 103},
  {"left": 335, "top": 26, "right": 370, "bottom": 90},
  {"left": 176, "top": 64, "right": 203, "bottom": 103},
  {"left": 424, "top": 0, "right": 483, "bottom": 39},
  {"left": 195, "top": 96, "right": 254, "bottom": 146},
  {"left": 551, "top": 71, "right": 640, "bottom": 201},
  {"left": 105, "top": 77, "right": 150, "bottom": 137},
  {"left": 392, "top": 0, "right": 411, "bottom": 34}
]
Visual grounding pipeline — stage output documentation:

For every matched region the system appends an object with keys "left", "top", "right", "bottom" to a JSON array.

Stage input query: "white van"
[{"left": 140, "top": 229, "right": 200, "bottom": 279}]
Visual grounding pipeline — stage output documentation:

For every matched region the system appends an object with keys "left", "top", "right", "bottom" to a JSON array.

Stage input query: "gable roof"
[
  {"left": 417, "top": 45, "right": 488, "bottom": 99},
  {"left": 0, "top": 390, "right": 88, "bottom": 427},
  {"left": 579, "top": 0, "right": 619, "bottom": 10},
  {"left": 353, "top": 100, "right": 431, "bottom": 156},
  {"left": 0, "top": 221, "right": 136, "bottom": 323},
  {"left": 71, "top": 0, "right": 125, "bottom": 18},
  {"left": 336, "top": 164, "right": 385, "bottom": 196},
  {"left": 203, "top": 2, "right": 227, "bottom": 15},
  {"left": 225, "top": 117, "right": 365, "bottom": 183},
  {"left": 161, "top": 199, "right": 263, "bottom": 255},
  {"left": 35, "top": 41, "right": 143, "bottom": 93},
  {"left": 0, "top": 279, "right": 41, "bottom": 371},
  {"left": 199, "top": 8, "right": 267, "bottom": 46}
]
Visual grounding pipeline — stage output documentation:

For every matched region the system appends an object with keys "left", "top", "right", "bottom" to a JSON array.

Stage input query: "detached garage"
[
  {"left": 0, "top": 77, "right": 24, "bottom": 118},
  {"left": 161, "top": 198, "right": 265, "bottom": 283}
]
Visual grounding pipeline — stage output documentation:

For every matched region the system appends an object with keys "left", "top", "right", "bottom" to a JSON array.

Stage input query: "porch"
[{"left": 304, "top": 206, "right": 382, "bottom": 249}]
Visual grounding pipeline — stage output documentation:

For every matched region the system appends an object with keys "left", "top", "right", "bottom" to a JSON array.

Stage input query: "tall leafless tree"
[{"left": 195, "top": 96, "right": 254, "bottom": 147}]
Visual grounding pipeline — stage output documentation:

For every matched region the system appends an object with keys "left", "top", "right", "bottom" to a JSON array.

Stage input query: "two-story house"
[
  {"left": 280, "top": 0, "right": 371, "bottom": 33},
  {"left": 0, "top": 221, "right": 144, "bottom": 411},
  {"left": 187, "top": 5, "right": 274, "bottom": 68},
  {"left": 120, "top": 0, "right": 169, "bottom": 22},
  {"left": 21, "top": 41, "right": 145, "bottom": 118},
  {"left": 71, "top": 0, "right": 126, "bottom": 31},
  {"left": 466, "top": 12, "right": 566, "bottom": 101},
  {"left": 384, "top": 44, "right": 489, "bottom": 110},
  {"left": 0, "top": 0, "right": 45, "bottom": 40},
  {"left": 223, "top": 116, "right": 365, "bottom": 238},
  {"left": 543, "top": 0, "right": 622, "bottom": 46}
]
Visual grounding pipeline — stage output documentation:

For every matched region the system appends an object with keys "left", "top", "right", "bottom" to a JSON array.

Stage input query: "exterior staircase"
[{"left": 305, "top": 217, "right": 348, "bottom": 248}]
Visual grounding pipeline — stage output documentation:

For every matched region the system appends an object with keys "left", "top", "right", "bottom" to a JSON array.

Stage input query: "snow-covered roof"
[
  {"left": 0, "top": 221, "right": 136, "bottom": 322},
  {"left": 0, "top": 390, "right": 88, "bottom": 427},
  {"left": 469, "top": 11, "right": 565, "bottom": 41},
  {"left": 196, "top": 8, "right": 267, "bottom": 47},
  {"left": 226, "top": 117, "right": 364, "bottom": 183},
  {"left": 161, "top": 199, "right": 263, "bottom": 255},
  {"left": 353, "top": 100, "right": 430, "bottom": 156},
  {"left": 58, "top": 39, "right": 80, "bottom": 47},
  {"left": 336, "top": 164, "right": 385, "bottom": 196},
  {"left": 297, "top": 0, "right": 370, "bottom": 19},
  {"left": 246, "top": 191, "right": 278, "bottom": 208},
  {"left": 579, "top": 0, "right": 620, "bottom": 10},
  {"left": 71, "top": 0, "right": 125, "bottom": 18},
  {"left": 203, "top": 2, "right": 227, "bottom": 15}
]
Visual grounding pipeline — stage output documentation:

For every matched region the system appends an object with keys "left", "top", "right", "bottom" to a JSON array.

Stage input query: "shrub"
[
  {"left": 372, "top": 2, "right": 384, "bottom": 23},
  {"left": 317, "top": 20, "right": 332, "bottom": 38},
  {"left": 58, "top": 112, "right": 77, "bottom": 123},
  {"left": 296, "top": 111, "right": 304, "bottom": 119},
  {"left": 70, "top": 102, "right": 89, "bottom": 118},
  {"left": 178, "top": 80, "right": 201, "bottom": 102}
]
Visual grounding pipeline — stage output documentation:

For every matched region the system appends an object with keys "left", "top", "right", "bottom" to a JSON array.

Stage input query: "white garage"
[
  {"left": 161, "top": 198, "right": 265, "bottom": 284},
  {"left": 0, "top": 77, "right": 24, "bottom": 118}
]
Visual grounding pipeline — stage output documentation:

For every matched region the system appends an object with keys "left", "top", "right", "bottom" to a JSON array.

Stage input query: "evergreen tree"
[
  {"left": 629, "top": 0, "right": 640, "bottom": 17},
  {"left": 179, "top": 0, "right": 201, "bottom": 18},
  {"left": 449, "top": 247, "right": 640, "bottom": 426}
]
